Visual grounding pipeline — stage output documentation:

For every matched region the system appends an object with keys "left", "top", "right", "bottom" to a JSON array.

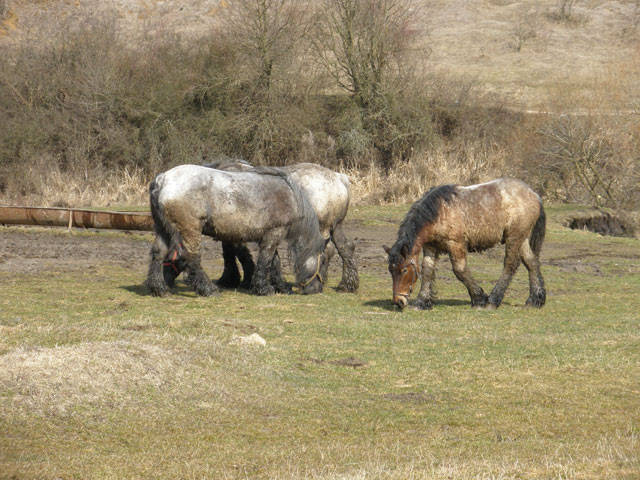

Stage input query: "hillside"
[{"left": 2, "top": 0, "right": 639, "bottom": 110}]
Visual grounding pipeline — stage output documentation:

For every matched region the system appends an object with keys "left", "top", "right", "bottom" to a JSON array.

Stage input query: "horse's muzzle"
[
  {"left": 393, "top": 294, "right": 408, "bottom": 310},
  {"left": 300, "top": 277, "right": 323, "bottom": 295}
]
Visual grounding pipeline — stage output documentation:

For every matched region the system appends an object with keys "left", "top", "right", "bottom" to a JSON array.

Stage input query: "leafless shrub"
[
  {"left": 510, "top": 10, "right": 539, "bottom": 52},
  {"left": 547, "top": 0, "right": 585, "bottom": 24},
  {"left": 529, "top": 115, "right": 640, "bottom": 209},
  {"left": 620, "top": 0, "right": 640, "bottom": 41}
]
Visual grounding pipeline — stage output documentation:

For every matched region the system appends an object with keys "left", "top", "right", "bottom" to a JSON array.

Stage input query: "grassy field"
[{"left": 0, "top": 204, "right": 638, "bottom": 479}]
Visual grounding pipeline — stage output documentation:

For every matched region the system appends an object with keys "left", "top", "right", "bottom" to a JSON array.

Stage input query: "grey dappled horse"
[
  {"left": 204, "top": 158, "right": 359, "bottom": 293},
  {"left": 384, "top": 178, "right": 546, "bottom": 310},
  {"left": 146, "top": 165, "right": 327, "bottom": 297}
]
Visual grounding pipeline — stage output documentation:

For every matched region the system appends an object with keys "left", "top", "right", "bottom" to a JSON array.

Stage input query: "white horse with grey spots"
[
  {"left": 203, "top": 158, "right": 359, "bottom": 293},
  {"left": 146, "top": 164, "right": 327, "bottom": 297}
]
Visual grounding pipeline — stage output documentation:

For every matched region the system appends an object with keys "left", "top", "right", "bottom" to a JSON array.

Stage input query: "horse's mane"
[
  {"left": 391, "top": 184, "right": 458, "bottom": 259},
  {"left": 250, "top": 166, "right": 324, "bottom": 282},
  {"left": 202, "top": 155, "right": 251, "bottom": 171},
  {"left": 203, "top": 158, "right": 323, "bottom": 281}
]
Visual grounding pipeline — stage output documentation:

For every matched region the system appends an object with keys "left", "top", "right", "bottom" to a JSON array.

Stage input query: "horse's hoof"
[
  {"left": 336, "top": 281, "right": 358, "bottom": 293},
  {"left": 471, "top": 294, "right": 489, "bottom": 308},
  {"left": 525, "top": 297, "right": 545, "bottom": 308},
  {"left": 411, "top": 300, "right": 433, "bottom": 310},
  {"left": 526, "top": 289, "right": 546, "bottom": 308},
  {"left": 146, "top": 280, "right": 169, "bottom": 297},
  {"left": 484, "top": 303, "right": 498, "bottom": 311},
  {"left": 195, "top": 283, "right": 219, "bottom": 297},
  {"left": 252, "top": 285, "right": 276, "bottom": 296}
]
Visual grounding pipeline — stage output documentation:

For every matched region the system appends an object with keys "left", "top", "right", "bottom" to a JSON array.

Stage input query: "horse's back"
[
  {"left": 432, "top": 178, "right": 542, "bottom": 251},
  {"left": 155, "top": 165, "right": 299, "bottom": 241},
  {"left": 458, "top": 178, "right": 542, "bottom": 250}
]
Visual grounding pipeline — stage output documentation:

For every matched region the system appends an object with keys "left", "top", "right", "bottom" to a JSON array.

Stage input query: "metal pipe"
[{"left": 0, "top": 206, "right": 154, "bottom": 231}]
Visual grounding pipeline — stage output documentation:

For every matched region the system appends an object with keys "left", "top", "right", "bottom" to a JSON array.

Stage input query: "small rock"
[{"left": 230, "top": 333, "right": 266, "bottom": 347}]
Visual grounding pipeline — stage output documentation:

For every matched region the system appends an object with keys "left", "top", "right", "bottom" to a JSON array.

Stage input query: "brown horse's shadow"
[{"left": 363, "top": 298, "right": 470, "bottom": 312}]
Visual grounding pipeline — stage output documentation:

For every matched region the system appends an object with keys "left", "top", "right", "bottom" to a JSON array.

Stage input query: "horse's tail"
[
  {"left": 529, "top": 200, "right": 546, "bottom": 256},
  {"left": 149, "top": 175, "right": 184, "bottom": 255}
]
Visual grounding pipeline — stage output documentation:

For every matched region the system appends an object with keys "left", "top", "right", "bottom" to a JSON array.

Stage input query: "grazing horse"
[
  {"left": 146, "top": 164, "right": 327, "bottom": 297},
  {"left": 384, "top": 178, "right": 546, "bottom": 310},
  {"left": 203, "top": 158, "right": 359, "bottom": 292}
]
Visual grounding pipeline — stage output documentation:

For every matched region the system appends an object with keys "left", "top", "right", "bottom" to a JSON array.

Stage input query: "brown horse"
[{"left": 384, "top": 178, "right": 546, "bottom": 310}]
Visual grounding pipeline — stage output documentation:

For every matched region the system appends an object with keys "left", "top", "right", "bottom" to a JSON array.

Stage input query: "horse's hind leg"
[
  {"left": 449, "top": 245, "right": 488, "bottom": 307},
  {"left": 146, "top": 235, "right": 171, "bottom": 296},
  {"left": 521, "top": 241, "right": 546, "bottom": 307},
  {"left": 332, "top": 223, "right": 359, "bottom": 292},
  {"left": 181, "top": 229, "right": 218, "bottom": 297},
  {"left": 414, "top": 247, "right": 438, "bottom": 310},
  {"left": 217, "top": 242, "right": 242, "bottom": 288},
  {"left": 487, "top": 239, "right": 522, "bottom": 309}
]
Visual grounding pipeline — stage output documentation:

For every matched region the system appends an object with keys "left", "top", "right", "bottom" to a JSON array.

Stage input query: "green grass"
[{"left": 1, "top": 205, "right": 639, "bottom": 479}]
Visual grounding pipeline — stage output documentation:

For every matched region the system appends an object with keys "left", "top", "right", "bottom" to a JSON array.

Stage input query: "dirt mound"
[
  {"left": 567, "top": 212, "right": 636, "bottom": 238},
  {"left": 0, "top": 341, "right": 183, "bottom": 416}
]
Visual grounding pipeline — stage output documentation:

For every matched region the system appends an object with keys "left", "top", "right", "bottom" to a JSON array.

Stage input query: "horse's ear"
[
  {"left": 401, "top": 244, "right": 409, "bottom": 258},
  {"left": 383, "top": 245, "right": 391, "bottom": 255}
]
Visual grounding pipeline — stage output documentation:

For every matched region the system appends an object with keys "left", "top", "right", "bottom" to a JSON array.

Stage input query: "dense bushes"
[{"left": 0, "top": 3, "right": 638, "bottom": 208}]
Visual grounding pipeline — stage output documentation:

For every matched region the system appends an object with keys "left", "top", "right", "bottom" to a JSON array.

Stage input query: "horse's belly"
[
  {"left": 465, "top": 225, "right": 504, "bottom": 252},
  {"left": 205, "top": 214, "right": 285, "bottom": 242}
]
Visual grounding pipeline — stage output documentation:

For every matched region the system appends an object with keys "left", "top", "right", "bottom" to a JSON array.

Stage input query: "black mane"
[{"left": 390, "top": 185, "right": 457, "bottom": 261}]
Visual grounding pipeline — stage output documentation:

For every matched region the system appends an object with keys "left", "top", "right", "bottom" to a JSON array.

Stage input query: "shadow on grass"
[
  {"left": 364, "top": 298, "right": 470, "bottom": 311},
  {"left": 121, "top": 283, "right": 207, "bottom": 298},
  {"left": 363, "top": 299, "right": 398, "bottom": 311}
]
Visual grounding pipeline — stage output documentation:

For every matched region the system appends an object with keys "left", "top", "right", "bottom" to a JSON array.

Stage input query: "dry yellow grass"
[{"left": 2, "top": 161, "right": 148, "bottom": 207}]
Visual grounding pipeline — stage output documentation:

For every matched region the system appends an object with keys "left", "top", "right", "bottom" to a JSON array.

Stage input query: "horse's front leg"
[
  {"left": 413, "top": 247, "right": 438, "bottom": 310},
  {"left": 269, "top": 251, "right": 293, "bottom": 294},
  {"left": 217, "top": 242, "right": 242, "bottom": 289},
  {"left": 449, "top": 245, "right": 488, "bottom": 307},
  {"left": 251, "top": 234, "right": 280, "bottom": 296}
]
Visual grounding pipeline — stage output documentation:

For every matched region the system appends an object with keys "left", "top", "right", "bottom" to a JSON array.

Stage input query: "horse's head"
[
  {"left": 383, "top": 244, "right": 420, "bottom": 310},
  {"left": 298, "top": 250, "right": 326, "bottom": 295}
]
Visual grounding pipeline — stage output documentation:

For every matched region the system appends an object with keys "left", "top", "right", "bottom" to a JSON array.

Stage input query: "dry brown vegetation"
[{"left": 0, "top": 0, "right": 638, "bottom": 210}]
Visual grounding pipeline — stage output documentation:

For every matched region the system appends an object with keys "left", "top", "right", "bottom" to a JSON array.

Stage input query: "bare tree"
[
  {"left": 549, "top": 0, "right": 580, "bottom": 22},
  {"left": 220, "top": 0, "right": 309, "bottom": 94},
  {"left": 313, "top": 0, "right": 422, "bottom": 109},
  {"left": 312, "top": 0, "right": 427, "bottom": 167}
]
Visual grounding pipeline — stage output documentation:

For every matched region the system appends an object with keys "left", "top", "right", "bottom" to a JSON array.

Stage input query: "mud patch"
[{"left": 329, "top": 356, "right": 367, "bottom": 368}]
